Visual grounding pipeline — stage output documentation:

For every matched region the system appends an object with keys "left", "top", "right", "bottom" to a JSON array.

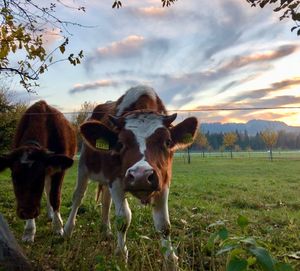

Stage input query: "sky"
[{"left": 8, "top": 0, "right": 300, "bottom": 126}]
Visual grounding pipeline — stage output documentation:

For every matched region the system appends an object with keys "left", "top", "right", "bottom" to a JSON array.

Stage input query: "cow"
[
  {"left": 0, "top": 101, "right": 76, "bottom": 242},
  {"left": 64, "top": 85, "right": 198, "bottom": 269}
]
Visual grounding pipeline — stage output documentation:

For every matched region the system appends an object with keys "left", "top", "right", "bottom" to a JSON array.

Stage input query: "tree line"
[
  {"left": 192, "top": 129, "right": 300, "bottom": 153},
  {"left": 1, "top": 94, "right": 299, "bottom": 156}
]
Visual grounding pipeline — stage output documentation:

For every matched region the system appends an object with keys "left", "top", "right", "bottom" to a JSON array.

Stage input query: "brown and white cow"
[
  {"left": 0, "top": 101, "right": 76, "bottom": 242},
  {"left": 64, "top": 86, "right": 198, "bottom": 269}
]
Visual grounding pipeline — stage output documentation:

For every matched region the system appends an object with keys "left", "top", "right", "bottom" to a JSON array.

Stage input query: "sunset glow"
[{"left": 10, "top": 0, "right": 300, "bottom": 126}]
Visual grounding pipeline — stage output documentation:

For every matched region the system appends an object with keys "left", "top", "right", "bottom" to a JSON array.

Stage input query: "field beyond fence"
[
  {"left": 179, "top": 150, "right": 300, "bottom": 160},
  {"left": 0, "top": 156, "right": 299, "bottom": 270}
]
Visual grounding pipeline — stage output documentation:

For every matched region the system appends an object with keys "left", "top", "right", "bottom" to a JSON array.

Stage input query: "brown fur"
[{"left": 0, "top": 100, "right": 76, "bottom": 219}]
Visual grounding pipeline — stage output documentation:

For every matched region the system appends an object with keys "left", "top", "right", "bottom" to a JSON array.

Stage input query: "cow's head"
[
  {"left": 0, "top": 147, "right": 73, "bottom": 219},
  {"left": 81, "top": 111, "right": 198, "bottom": 204}
]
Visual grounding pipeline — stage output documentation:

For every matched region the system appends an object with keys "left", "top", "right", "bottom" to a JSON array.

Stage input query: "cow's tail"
[{"left": 95, "top": 184, "right": 103, "bottom": 203}]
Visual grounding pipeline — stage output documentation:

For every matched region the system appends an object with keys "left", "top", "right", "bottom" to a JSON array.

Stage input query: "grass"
[{"left": 0, "top": 155, "right": 300, "bottom": 270}]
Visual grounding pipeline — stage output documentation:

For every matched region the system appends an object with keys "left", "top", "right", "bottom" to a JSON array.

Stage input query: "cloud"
[
  {"left": 69, "top": 79, "right": 142, "bottom": 94},
  {"left": 69, "top": 80, "right": 116, "bottom": 94},
  {"left": 95, "top": 35, "right": 145, "bottom": 59},
  {"left": 135, "top": 7, "right": 167, "bottom": 17},
  {"left": 219, "top": 44, "right": 298, "bottom": 73},
  {"left": 232, "top": 77, "right": 300, "bottom": 102},
  {"left": 85, "top": 35, "right": 170, "bottom": 70}
]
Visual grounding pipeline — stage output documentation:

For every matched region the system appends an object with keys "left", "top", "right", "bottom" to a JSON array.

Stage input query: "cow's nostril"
[
  {"left": 127, "top": 172, "right": 135, "bottom": 182},
  {"left": 147, "top": 173, "right": 154, "bottom": 184}
]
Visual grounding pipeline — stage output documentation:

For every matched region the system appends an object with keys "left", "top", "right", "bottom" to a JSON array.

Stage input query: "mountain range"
[{"left": 200, "top": 119, "right": 300, "bottom": 136}]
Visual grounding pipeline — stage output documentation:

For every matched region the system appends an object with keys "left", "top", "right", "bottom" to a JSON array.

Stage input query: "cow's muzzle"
[{"left": 124, "top": 166, "right": 159, "bottom": 192}]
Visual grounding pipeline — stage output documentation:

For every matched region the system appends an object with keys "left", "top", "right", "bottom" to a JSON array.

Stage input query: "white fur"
[
  {"left": 116, "top": 85, "right": 157, "bottom": 116},
  {"left": 109, "top": 179, "right": 132, "bottom": 261},
  {"left": 22, "top": 219, "right": 36, "bottom": 242},
  {"left": 152, "top": 188, "right": 178, "bottom": 269},
  {"left": 125, "top": 159, "right": 153, "bottom": 179},
  {"left": 125, "top": 113, "right": 164, "bottom": 154},
  {"left": 64, "top": 155, "right": 89, "bottom": 237},
  {"left": 52, "top": 211, "right": 64, "bottom": 236}
]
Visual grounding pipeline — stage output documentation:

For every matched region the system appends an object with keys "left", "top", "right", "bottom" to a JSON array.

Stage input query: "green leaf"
[
  {"left": 248, "top": 246, "right": 276, "bottom": 271},
  {"left": 275, "top": 262, "right": 294, "bottom": 271},
  {"left": 247, "top": 256, "right": 256, "bottom": 267},
  {"left": 227, "top": 257, "right": 248, "bottom": 271},
  {"left": 218, "top": 227, "right": 229, "bottom": 240},
  {"left": 240, "top": 237, "right": 257, "bottom": 246},
  {"left": 207, "top": 232, "right": 219, "bottom": 249},
  {"left": 237, "top": 215, "right": 249, "bottom": 231},
  {"left": 216, "top": 244, "right": 238, "bottom": 256},
  {"left": 208, "top": 220, "right": 226, "bottom": 228}
]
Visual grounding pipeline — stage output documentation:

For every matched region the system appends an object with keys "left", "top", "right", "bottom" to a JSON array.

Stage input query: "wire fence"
[{"left": 8, "top": 105, "right": 300, "bottom": 116}]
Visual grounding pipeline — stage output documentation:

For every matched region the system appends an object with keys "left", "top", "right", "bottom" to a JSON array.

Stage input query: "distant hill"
[{"left": 200, "top": 119, "right": 300, "bottom": 136}]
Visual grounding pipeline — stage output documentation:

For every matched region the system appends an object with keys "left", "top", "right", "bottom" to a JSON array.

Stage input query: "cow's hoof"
[
  {"left": 54, "top": 228, "right": 64, "bottom": 237},
  {"left": 63, "top": 224, "right": 74, "bottom": 238},
  {"left": 22, "top": 234, "right": 34, "bottom": 243},
  {"left": 100, "top": 230, "right": 113, "bottom": 241},
  {"left": 164, "top": 254, "right": 179, "bottom": 271},
  {"left": 100, "top": 225, "right": 113, "bottom": 240},
  {"left": 114, "top": 246, "right": 128, "bottom": 262}
]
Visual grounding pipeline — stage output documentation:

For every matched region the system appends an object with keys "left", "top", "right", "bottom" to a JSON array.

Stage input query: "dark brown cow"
[
  {"left": 64, "top": 86, "right": 198, "bottom": 270},
  {"left": 0, "top": 101, "right": 76, "bottom": 242}
]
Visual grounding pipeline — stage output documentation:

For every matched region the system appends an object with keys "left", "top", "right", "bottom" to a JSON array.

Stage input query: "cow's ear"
[
  {"left": 0, "top": 155, "right": 12, "bottom": 172},
  {"left": 170, "top": 117, "right": 198, "bottom": 150},
  {"left": 46, "top": 154, "right": 74, "bottom": 175},
  {"left": 80, "top": 120, "right": 118, "bottom": 151}
]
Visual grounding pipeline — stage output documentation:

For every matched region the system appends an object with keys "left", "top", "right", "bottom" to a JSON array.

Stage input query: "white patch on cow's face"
[
  {"left": 125, "top": 114, "right": 163, "bottom": 154},
  {"left": 116, "top": 85, "right": 157, "bottom": 116},
  {"left": 125, "top": 159, "right": 153, "bottom": 178}
]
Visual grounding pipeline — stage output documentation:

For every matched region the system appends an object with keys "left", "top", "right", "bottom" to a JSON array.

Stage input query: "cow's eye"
[{"left": 165, "top": 139, "right": 173, "bottom": 148}]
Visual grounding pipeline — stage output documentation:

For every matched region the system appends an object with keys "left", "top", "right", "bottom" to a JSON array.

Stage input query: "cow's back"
[{"left": 13, "top": 100, "right": 76, "bottom": 157}]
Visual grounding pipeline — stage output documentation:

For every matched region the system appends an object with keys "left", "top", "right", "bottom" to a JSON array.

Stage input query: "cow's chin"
[{"left": 130, "top": 191, "right": 155, "bottom": 205}]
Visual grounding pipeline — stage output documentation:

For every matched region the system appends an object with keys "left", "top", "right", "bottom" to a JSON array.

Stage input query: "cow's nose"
[{"left": 127, "top": 167, "right": 154, "bottom": 184}]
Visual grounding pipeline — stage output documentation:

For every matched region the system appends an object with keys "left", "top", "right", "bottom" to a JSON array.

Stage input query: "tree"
[
  {"left": 246, "top": 0, "right": 300, "bottom": 35},
  {"left": 194, "top": 131, "right": 209, "bottom": 157},
  {"left": 260, "top": 130, "right": 278, "bottom": 161},
  {"left": 0, "top": 1, "right": 87, "bottom": 91},
  {"left": 223, "top": 132, "right": 238, "bottom": 159},
  {"left": 0, "top": 86, "right": 27, "bottom": 154},
  {"left": 1, "top": 0, "right": 176, "bottom": 92},
  {"left": 71, "top": 101, "right": 96, "bottom": 151}
]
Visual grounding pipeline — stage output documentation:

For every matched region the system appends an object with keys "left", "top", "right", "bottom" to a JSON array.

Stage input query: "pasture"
[{"left": 0, "top": 155, "right": 299, "bottom": 270}]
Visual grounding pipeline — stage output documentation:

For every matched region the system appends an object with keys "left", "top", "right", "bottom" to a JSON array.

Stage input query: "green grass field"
[{"left": 0, "top": 155, "right": 299, "bottom": 270}]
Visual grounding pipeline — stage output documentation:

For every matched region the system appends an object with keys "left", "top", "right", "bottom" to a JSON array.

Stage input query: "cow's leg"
[
  {"left": 152, "top": 188, "right": 178, "bottom": 271},
  {"left": 49, "top": 171, "right": 65, "bottom": 236},
  {"left": 100, "top": 185, "right": 112, "bottom": 239},
  {"left": 22, "top": 219, "right": 36, "bottom": 242},
  {"left": 63, "top": 162, "right": 89, "bottom": 237},
  {"left": 109, "top": 179, "right": 131, "bottom": 262},
  {"left": 44, "top": 176, "right": 53, "bottom": 220}
]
